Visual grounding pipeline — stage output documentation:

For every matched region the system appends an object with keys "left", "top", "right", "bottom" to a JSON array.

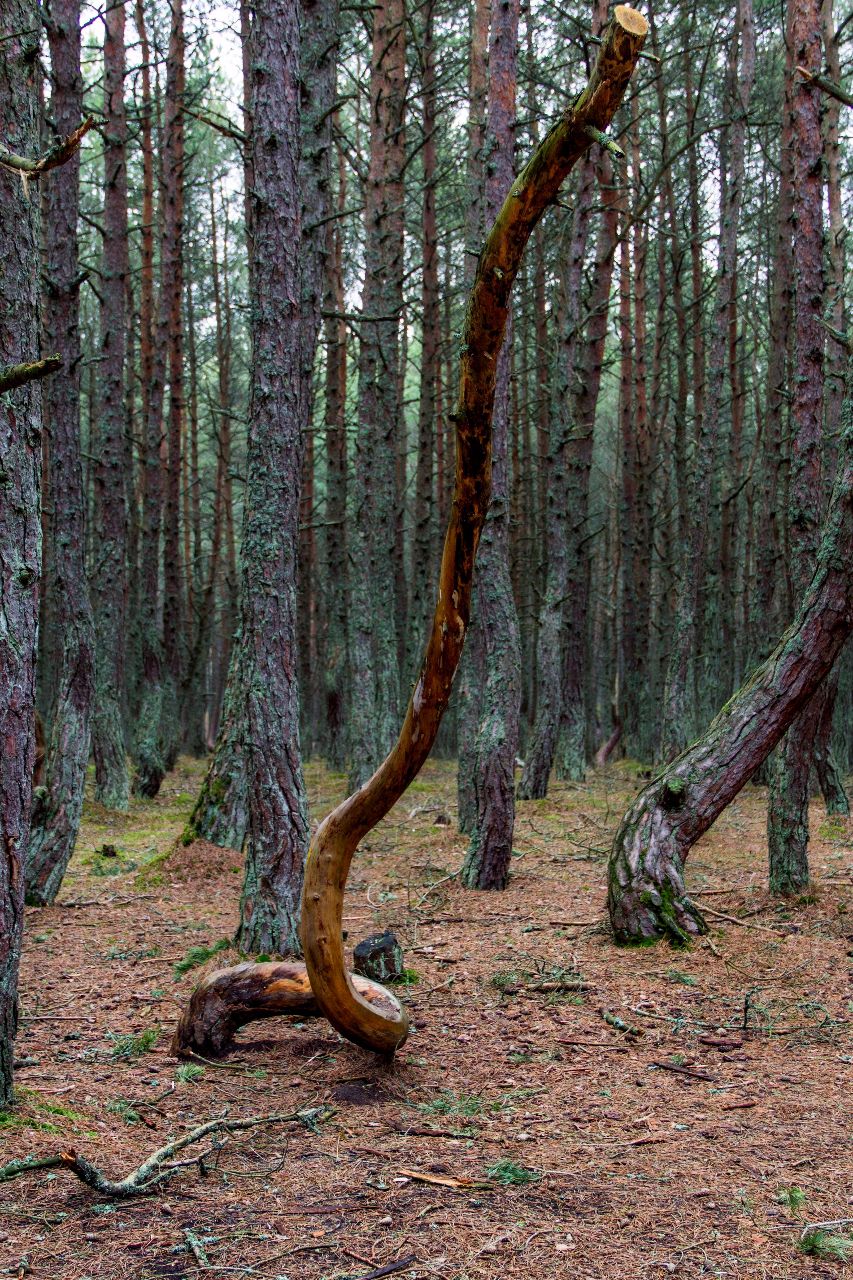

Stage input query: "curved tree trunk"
[
  {"left": 300, "top": 9, "right": 649, "bottom": 1051},
  {"left": 91, "top": 0, "right": 130, "bottom": 812},
  {"left": 175, "top": 6, "right": 649, "bottom": 1059},
  {"left": 26, "top": 0, "right": 96, "bottom": 905},
  {"left": 608, "top": 355, "right": 853, "bottom": 944}
]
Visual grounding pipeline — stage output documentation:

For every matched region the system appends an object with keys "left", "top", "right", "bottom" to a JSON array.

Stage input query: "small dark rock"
[
  {"left": 98, "top": 843, "right": 118, "bottom": 858},
  {"left": 353, "top": 931, "right": 405, "bottom": 984}
]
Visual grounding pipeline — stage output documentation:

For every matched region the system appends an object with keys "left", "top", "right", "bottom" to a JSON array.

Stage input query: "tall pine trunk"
[
  {"left": 27, "top": 0, "right": 96, "bottom": 905},
  {"left": 0, "top": 0, "right": 44, "bottom": 1106},
  {"left": 91, "top": 0, "right": 130, "bottom": 811},
  {"left": 347, "top": 0, "right": 406, "bottom": 789},
  {"left": 766, "top": 0, "right": 825, "bottom": 894},
  {"left": 234, "top": 0, "right": 309, "bottom": 954},
  {"left": 460, "top": 0, "right": 522, "bottom": 890}
]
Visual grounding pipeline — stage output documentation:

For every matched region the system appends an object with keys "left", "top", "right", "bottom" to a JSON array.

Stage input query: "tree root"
[{"left": 171, "top": 961, "right": 404, "bottom": 1058}]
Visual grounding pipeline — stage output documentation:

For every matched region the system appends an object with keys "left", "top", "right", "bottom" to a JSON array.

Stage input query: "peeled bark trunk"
[
  {"left": 27, "top": 0, "right": 96, "bottom": 905},
  {"left": 608, "top": 353, "right": 853, "bottom": 944},
  {"left": 175, "top": 5, "right": 649, "bottom": 1059},
  {"left": 234, "top": 0, "right": 309, "bottom": 956},
  {"left": 0, "top": 0, "right": 46, "bottom": 1105},
  {"left": 91, "top": 0, "right": 130, "bottom": 811}
]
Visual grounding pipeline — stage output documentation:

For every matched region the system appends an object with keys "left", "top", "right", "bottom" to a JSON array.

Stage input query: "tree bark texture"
[
  {"left": 26, "top": 0, "right": 96, "bottom": 905},
  {"left": 91, "top": 0, "right": 130, "bottom": 811},
  {"left": 0, "top": 0, "right": 43, "bottom": 1106},
  {"left": 235, "top": 0, "right": 309, "bottom": 956}
]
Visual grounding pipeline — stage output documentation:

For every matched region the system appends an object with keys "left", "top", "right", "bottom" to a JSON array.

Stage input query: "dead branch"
[
  {"left": 0, "top": 356, "right": 62, "bottom": 394},
  {"left": 0, "top": 116, "right": 95, "bottom": 176},
  {"left": 1, "top": 1108, "right": 332, "bottom": 1197},
  {"left": 797, "top": 65, "right": 853, "bottom": 107}
]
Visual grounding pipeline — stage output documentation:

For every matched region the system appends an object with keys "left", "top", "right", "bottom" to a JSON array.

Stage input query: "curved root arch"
[{"left": 300, "top": 6, "right": 649, "bottom": 1054}]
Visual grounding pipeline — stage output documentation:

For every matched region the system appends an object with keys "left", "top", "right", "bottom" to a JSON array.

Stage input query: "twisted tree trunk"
[{"left": 174, "top": 5, "right": 649, "bottom": 1056}]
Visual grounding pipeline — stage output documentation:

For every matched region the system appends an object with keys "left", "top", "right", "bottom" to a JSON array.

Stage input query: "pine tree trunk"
[
  {"left": 235, "top": 0, "right": 309, "bottom": 955},
  {"left": 0, "top": 0, "right": 44, "bottom": 1106},
  {"left": 456, "top": 0, "right": 490, "bottom": 834},
  {"left": 322, "top": 139, "right": 348, "bottom": 770},
  {"left": 461, "top": 0, "right": 522, "bottom": 891},
  {"left": 26, "top": 0, "right": 96, "bottom": 906},
  {"left": 132, "top": 0, "right": 168, "bottom": 800},
  {"left": 766, "top": 0, "right": 824, "bottom": 894},
  {"left": 519, "top": 151, "right": 597, "bottom": 799},
  {"left": 159, "top": 0, "right": 186, "bottom": 775},
  {"left": 91, "top": 0, "right": 130, "bottom": 811},
  {"left": 659, "top": 0, "right": 754, "bottom": 762},
  {"left": 410, "top": 0, "right": 438, "bottom": 685},
  {"left": 347, "top": 0, "right": 406, "bottom": 789},
  {"left": 608, "top": 354, "right": 853, "bottom": 944}
]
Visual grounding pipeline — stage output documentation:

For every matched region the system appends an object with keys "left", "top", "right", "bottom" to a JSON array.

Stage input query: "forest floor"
[{"left": 2, "top": 757, "right": 852, "bottom": 1280}]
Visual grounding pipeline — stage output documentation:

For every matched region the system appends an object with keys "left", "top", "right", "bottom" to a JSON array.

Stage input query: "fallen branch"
[
  {"left": 3, "top": 1108, "right": 331, "bottom": 1197},
  {"left": 650, "top": 1061, "right": 715, "bottom": 1082},
  {"left": 700, "top": 906, "right": 785, "bottom": 936}
]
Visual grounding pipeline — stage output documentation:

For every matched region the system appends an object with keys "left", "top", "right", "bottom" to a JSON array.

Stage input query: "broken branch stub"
[{"left": 300, "top": 6, "right": 649, "bottom": 1054}]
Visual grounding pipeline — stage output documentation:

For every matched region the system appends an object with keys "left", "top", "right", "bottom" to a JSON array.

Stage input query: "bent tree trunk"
[
  {"left": 300, "top": 8, "right": 649, "bottom": 1053},
  {"left": 174, "top": 6, "right": 649, "bottom": 1059},
  {"left": 608, "top": 355, "right": 853, "bottom": 944}
]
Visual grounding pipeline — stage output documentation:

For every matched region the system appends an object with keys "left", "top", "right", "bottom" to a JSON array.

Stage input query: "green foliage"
[
  {"left": 776, "top": 1186, "right": 807, "bottom": 1215},
  {"left": 174, "top": 938, "right": 231, "bottom": 976},
  {"left": 176, "top": 1063, "right": 205, "bottom": 1084},
  {"left": 107, "top": 1027, "right": 159, "bottom": 1060},
  {"left": 799, "top": 1229, "right": 853, "bottom": 1261},
  {"left": 485, "top": 1158, "right": 540, "bottom": 1187},
  {"left": 666, "top": 968, "right": 698, "bottom": 986},
  {"left": 392, "top": 967, "right": 420, "bottom": 985},
  {"left": 106, "top": 1098, "right": 141, "bottom": 1124},
  {"left": 418, "top": 1091, "right": 484, "bottom": 1118}
]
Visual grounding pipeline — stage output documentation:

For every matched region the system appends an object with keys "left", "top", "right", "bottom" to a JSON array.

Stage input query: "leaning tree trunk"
[
  {"left": 766, "top": 0, "right": 825, "bottom": 895},
  {"left": 26, "top": 0, "right": 96, "bottom": 905},
  {"left": 173, "top": 6, "right": 649, "bottom": 1058},
  {"left": 91, "top": 0, "right": 130, "bottom": 811},
  {"left": 234, "top": 0, "right": 309, "bottom": 956},
  {"left": 460, "top": 0, "right": 522, "bottom": 890},
  {"left": 0, "top": 0, "right": 48, "bottom": 1106},
  {"left": 608, "top": 351, "right": 853, "bottom": 944}
]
